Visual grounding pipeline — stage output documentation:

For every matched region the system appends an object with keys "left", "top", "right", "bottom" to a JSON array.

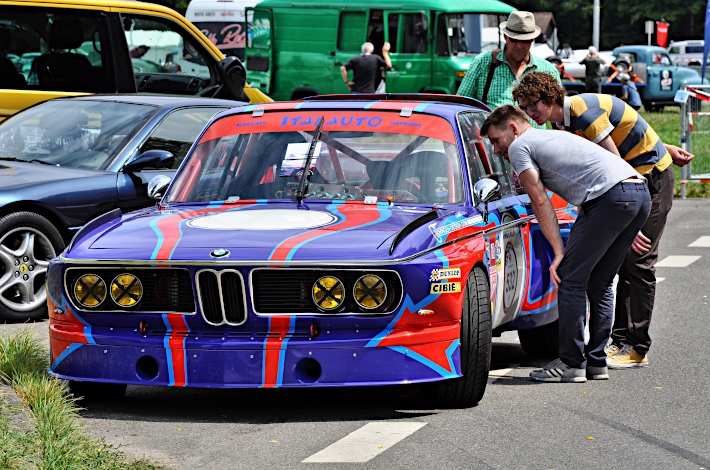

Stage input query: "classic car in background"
[
  {"left": 0, "top": 95, "right": 242, "bottom": 321},
  {"left": 47, "top": 95, "right": 575, "bottom": 407}
]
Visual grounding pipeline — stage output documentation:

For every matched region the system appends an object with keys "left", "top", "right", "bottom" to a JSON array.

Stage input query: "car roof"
[
  {"left": 614, "top": 45, "right": 671, "bottom": 54},
  {"left": 255, "top": 0, "right": 514, "bottom": 14},
  {"left": 53, "top": 94, "right": 245, "bottom": 109}
]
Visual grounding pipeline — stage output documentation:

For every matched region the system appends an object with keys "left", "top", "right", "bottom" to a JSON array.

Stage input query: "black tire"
[
  {"left": 546, "top": 56, "right": 562, "bottom": 66},
  {"left": 518, "top": 320, "right": 559, "bottom": 358},
  {"left": 433, "top": 266, "right": 492, "bottom": 408},
  {"left": 0, "top": 212, "right": 64, "bottom": 321},
  {"left": 290, "top": 87, "right": 319, "bottom": 100},
  {"left": 69, "top": 381, "right": 127, "bottom": 402}
]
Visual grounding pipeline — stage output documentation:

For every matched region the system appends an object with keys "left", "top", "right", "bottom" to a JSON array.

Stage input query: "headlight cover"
[
  {"left": 110, "top": 273, "right": 143, "bottom": 307},
  {"left": 353, "top": 274, "right": 387, "bottom": 310},
  {"left": 74, "top": 274, "right": 107, "bottom": 308},
  {"left": 312, "top": 276, "right": 345, "bottom": 311}
]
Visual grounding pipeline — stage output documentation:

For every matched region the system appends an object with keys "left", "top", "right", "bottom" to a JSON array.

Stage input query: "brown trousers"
[{"left": 611, "top": 166, "right": 674, "bottom": 355}]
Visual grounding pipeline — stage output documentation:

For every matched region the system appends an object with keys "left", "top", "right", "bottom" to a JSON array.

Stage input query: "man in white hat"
[
  {"left": 580, "top": 46, "right": 606, "bottom": 93},
  {"left": 456, "top": 10, "right": 561, "bottom": 129}
]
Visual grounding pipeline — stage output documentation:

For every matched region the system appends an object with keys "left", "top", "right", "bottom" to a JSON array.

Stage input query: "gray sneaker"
[
  {"left": 587, "top": 365, "right": 609, "bottom": 380},
  {"left": 530, "top": 358, "right": 587, "bottom": 383}
]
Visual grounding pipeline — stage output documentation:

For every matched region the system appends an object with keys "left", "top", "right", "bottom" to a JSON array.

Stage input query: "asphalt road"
[{"left": 3, "top": 198, "right": 710, "bottom": 469}]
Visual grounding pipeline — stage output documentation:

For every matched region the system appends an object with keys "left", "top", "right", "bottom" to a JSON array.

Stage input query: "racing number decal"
[{"left": 503, "top": 242, "right": 517, "bottom": 313}]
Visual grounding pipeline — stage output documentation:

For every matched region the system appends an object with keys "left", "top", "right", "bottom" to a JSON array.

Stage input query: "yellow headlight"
[
  {"left": 74, "top": 274, "right": 107, "bottom": 308},
  {"left": 312, "top": 276, "right": 345, "bottom": 311},
  {"left": 354, "top": 275, "right": 387, "bottom": 310},
  {"left": 110, "top": 274, "right": 143, "bottom": 307}
]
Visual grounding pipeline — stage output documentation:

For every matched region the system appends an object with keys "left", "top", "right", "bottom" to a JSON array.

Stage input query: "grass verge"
[{"left": 0, "top": 330, "right": 164, "bottom": 470}]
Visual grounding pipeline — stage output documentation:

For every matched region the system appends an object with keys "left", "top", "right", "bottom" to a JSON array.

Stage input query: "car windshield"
[
  {"left": 165, "top": 110, "right": 463, "bottom": 205},
  {"left": 0, "top": 101, "right": 158, "bottom": 170}
]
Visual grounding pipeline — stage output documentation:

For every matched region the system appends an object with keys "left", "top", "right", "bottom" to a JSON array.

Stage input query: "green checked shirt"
[{"left": 457, "top": 49, "right": 561, "bottom": 129}]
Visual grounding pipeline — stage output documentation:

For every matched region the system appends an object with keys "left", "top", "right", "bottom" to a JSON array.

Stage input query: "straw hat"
[{"left": 500, "top": 11, "right": 541, "bottom": 41}]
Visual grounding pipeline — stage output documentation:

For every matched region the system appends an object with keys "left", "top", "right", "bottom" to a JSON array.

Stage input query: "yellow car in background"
[{"left": 0, "top": 0, "right": 271, "bottom": 120}]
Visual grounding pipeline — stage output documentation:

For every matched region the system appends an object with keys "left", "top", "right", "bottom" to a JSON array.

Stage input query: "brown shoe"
[{"left": 607, "top": 345, "right": 649, "bottom": 369}]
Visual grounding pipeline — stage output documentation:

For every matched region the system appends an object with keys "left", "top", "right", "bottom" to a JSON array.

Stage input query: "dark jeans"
[
  {"left": 557, "top": 181, "right": 651, "bottom": 369},
  {"left": 611, "top": 167, "right": 674, "bottom": 354},
  {"left": 585, "top": 79, "right": 602, "bottom": 93}
]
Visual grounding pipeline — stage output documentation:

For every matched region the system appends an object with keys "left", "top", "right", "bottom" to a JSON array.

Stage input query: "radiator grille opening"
[{"left": 197, "top": 269, "right": 247, "bottom": 325}]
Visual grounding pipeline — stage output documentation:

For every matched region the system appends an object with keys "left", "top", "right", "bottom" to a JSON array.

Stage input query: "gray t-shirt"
[{"left": 507, "top": 128, "right": 641, "bottom": 206}]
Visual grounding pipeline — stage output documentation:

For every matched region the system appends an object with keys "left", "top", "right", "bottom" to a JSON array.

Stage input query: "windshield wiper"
[
  {"left": 296, "top": 116, "right": 325, "bottom": 204},
  {"left": 0, "top": 156, "right": 58, "bottom": 166}
]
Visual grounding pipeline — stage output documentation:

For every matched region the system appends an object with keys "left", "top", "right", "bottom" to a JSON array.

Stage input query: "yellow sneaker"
[
  {"left": 607, "top": 345, "right": 649, "bottom": 369},
  {"left": 605, "top": 343, "right": 621, "bottom": 358}
]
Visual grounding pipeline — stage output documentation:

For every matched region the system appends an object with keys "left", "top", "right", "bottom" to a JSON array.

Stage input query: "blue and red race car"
[{"left": 46, "top": 94, "right": 575, "bottom": 407}]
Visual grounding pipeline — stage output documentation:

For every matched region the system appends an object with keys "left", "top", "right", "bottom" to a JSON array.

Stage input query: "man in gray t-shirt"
[{"left": 482, "top": 105, "right": 651, "bottom": 383}]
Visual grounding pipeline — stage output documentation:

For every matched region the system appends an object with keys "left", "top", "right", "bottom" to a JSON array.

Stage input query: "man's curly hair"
[{"left": 513, "top": 72, "right": 566, "bottom": 107}]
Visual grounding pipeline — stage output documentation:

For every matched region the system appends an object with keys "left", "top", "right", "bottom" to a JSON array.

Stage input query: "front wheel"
[
  {"left": 433, "top": 266, "right": 492, "bottom": 408},
  {"left": 518, "top": 320, "right": 559, "bottom": 358},
  {"left": 0, "top": 212, "right": 65, "bottom": 321}
]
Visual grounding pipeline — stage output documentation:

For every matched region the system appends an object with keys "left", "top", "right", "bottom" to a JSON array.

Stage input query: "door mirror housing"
[
  {"left": 473, "top": 178, "right": 501, "bottom": 224},
  {"left": 218, "top": 56, "right": 248, "bottom": 100},
  {"left": 123, "top": 149, "right": 175, "bottom": 173},
  {"left": 148, "top": 175, "right": 172, "bottom": 200}
]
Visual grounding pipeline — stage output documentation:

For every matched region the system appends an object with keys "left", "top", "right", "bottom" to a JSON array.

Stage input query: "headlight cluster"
[
  {"left": 312, "top": 274, "right": 387, "bottom": 312},
  {"left": 73, "top": 273, "right": 143, "bottom": 309}
]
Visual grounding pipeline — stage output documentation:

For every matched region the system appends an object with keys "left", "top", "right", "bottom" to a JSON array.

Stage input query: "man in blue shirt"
[{"left": 619, "top": 73, "right": 642, "bottom": 110}]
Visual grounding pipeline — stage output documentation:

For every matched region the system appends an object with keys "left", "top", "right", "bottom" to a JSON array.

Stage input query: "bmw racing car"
[{"left": 47, "top": 94, "right": 575, "bottom": 407}]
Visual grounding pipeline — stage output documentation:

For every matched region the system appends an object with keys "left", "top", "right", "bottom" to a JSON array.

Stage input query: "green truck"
[{"left": 245, "top": 0, "right": 515, "bottom": 100}]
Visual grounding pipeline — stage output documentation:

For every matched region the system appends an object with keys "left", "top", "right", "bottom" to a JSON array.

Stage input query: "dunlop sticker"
[
  {"left": 430, "top": 282, "right": 462, "bottom": 294},
  {"left": 429, "top": 267, "right": 461, "bottom": 282}
]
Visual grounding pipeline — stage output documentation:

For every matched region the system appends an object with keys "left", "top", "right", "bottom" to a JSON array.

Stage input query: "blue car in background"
[{"left": 0, "top": 95, "right": 242, "bottom": 321}]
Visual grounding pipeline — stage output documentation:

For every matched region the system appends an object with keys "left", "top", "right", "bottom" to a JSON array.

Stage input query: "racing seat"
[
  {"left": 0, "top": 28, "right": 26, "bottom": 89},
  {"left": 366, "top": 151, "right": 450, "bottom": 203},
  {"left": 33, "top": 18, "right": 93, "bottom": 92}
]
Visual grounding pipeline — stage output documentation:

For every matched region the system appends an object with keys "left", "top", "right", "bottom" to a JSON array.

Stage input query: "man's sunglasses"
[
  {"left": 508, "top": 37, "right": 534, "bottom": 44},
  {"left": 518, "top": 98, "right": 540, "bottom": 113}
]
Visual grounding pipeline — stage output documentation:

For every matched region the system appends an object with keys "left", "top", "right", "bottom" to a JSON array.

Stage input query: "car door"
[
  {"left": 648, "top": 50, "right": 677, "bottom": 101},
  {"left": 116, "top": 106, "right": 229, "bottom": 212},
  {"left": 382, "top": 10, "right": 431, "bottom": 93}
]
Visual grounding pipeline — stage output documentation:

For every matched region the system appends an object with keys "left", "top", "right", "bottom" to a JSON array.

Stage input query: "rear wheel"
[
  {"left": 69, "top": 381, "right": 127, "bottom": 402},
  {"left": 518, "top": 320, "right": 559, "bottom": 358},
  {"left": 433, "top": 266, "right": 492, "bottom": 408}
]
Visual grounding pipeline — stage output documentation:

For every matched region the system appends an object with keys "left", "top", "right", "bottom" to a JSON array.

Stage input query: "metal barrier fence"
[{"left": 680, "top": 84, "right": 710, "bottom": 198}]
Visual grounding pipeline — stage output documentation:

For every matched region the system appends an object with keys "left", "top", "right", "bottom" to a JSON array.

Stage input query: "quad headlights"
[
  {"left": 311, "top": 274, "right": 387, "bottom": 312},
  {"left": 353, "top": 275, "right": 386, "bottom": 310},
  {"left": 312, "top": 276, "right": 345, "bottom": 311},
  {"left": 72, "top": 273, "right": 143, "bottom": 309},
  {"left": 74, "top": 274, "right": 107, "bottom": 308}
]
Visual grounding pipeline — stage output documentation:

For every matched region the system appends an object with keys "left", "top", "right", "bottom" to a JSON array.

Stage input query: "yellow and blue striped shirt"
[{"left": 563, "top": 94, "right": 671, "bottom": 175}]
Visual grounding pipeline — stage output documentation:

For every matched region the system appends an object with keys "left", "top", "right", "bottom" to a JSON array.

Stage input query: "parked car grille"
[
  {"left": 65, "top": 268, "right": 194, "bottom": 313},
  {"left": 196, "top": 269, "right": 247, "bottom": 325},
  {"left": 251, "top": 269, "right": 402, "bottom": 314}
]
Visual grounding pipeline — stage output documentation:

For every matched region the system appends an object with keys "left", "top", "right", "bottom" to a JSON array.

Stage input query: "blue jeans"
[{"left": 557, "top": 180, "right": 651, "bottom": 369}]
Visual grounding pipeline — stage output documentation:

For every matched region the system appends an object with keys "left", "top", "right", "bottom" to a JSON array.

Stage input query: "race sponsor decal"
[
  {"left": 503, "top": 242, "right": 517, "bottom": 312},
  {"left": 488, "top": 265, "right": 497, "bottom": 304},
  {"left": 429, "top": 267, "right": 461, "bottom": 282},
  {"left": 428, "top": 215, "right": 483, "bottom": 243},
  {"left": 430, "top": 281, "right": 461, "bottom": 294}
]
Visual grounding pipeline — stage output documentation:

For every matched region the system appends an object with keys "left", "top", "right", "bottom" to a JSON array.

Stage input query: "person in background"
[
  {"left": 129, "top": 45, "right": 150, "bottom": 59},
  {"left": 512, "top": 71, "right": 695, "bottom": 369},
  {"left": 619, "top": 72, "right": 642, "bottom": 110},
  {"left": 580, "top": 46, "right": 606, "bottom": 93},
  {"left": 340, "top": 42, "right": 392, "bottom": 94},
  {"left": 482, "top": 105, "right": 650, "bottom": 382},
  {"left": 456, "top": 11, "right": 560, "bottom": 130}
]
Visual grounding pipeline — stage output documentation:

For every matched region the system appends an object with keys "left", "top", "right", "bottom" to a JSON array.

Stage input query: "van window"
[
  {"left": 387, "top": 13, "right": 428, "bottom": 54},
  {"left": 338, "top": 12, "right": 366, "bottom": 51},
  {"left": 435, "top": 14, "right": 449, "bottom": 57},
  {"left": 687, "top": 45, "right": 704, "bottom": 53},
  {"left": 367, "top": 10, "right": 386, "bottom": 54},
  {"left": 0, "top": 6, "right": 115, "bottom": 92},
  {"left": 120, "top": 14, "right": 217, "bottom": 95},
  {"left": 669, "top": 46, "right": 680, "bottom": 54}
]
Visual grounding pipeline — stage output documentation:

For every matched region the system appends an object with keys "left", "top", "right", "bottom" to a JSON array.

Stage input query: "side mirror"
[
  {"left": 218, "top": 56, "right": 247, "bottom": 100},
  {"left": 123, "top": 149, "right": 175, "bottom": 173},
  {"left": 148, "top": 175, "right": 172, "bottom": 200},
  {"left": 473, "top": 178, "right": 501, "bottom": 224}
]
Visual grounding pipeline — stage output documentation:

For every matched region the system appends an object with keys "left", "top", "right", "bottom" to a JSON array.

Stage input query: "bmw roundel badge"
[{"left": 210, "top": 248, "right": 230, "bottom": 258}]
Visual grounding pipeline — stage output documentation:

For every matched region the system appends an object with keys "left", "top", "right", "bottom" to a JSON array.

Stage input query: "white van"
[{"left": 185, "top": 0, "right": 257, "bottom": 60}]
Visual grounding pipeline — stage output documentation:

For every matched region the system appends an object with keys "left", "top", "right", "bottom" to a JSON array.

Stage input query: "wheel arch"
[{"left": 0, "top": 202, "right": 72, "bottom": 243}]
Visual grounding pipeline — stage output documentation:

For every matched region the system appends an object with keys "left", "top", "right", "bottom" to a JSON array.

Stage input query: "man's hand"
[
  {"left": 345, "top": 81, "right": 353, "bottom": 90},
  {"left": 631, "top": 231, "right": 652, "bottom": 255},
  {"left": 665, "top": 143, "right": 694, "bottom": 167},
  {"left": 382, "top": 42, "right": 391, "bottom": 53},
  {"left": 550, "top": 253, "right": 564, "bottom": 288}
]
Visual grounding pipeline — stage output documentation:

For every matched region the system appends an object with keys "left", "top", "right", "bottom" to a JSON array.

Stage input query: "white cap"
[
  {"left": 588, "top": 46, "right": 598, "bottom": 54},
  {"left": 618, "top": 73, "right": 630, "bottom": 81}
]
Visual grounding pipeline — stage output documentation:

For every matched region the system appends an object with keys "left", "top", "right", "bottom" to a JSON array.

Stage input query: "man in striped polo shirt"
[{"left": 512, "top": 71, "right": 694, "bottom": 369}]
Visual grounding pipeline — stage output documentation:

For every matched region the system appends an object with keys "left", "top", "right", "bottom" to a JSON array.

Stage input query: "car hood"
[
  {"left": 0, "top": 161, "right": 108, "bottom": 190},
  {"left": 68, "top": 202, "right": 488, "bottom": 262}
]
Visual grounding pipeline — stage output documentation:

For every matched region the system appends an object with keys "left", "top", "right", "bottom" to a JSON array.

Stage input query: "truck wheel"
[
  {"left": 0, "top": 212, "right": 64, "bottom": 321},
  {"left": 290, "top": 87, "right": 319, "bottom": 100},
  {"left": 433, "top": 266, "right": 492, "bottom": 408},
  {"left": 69, "top": 381, "right": 127, "bottom": 402},
  {"left": 518, "top": 320, "right": 559, "bottom": 358}
]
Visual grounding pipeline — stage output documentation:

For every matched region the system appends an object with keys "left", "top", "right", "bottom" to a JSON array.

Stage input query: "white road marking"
[
  {"left": 657, "top": 277, "right": 665, "bottom": 283},
  {"left": 689, "top": 236, "right": 710, "bottom": 247},
  {"left": 488, "top": 365, "right": 519, "bottom": 384},
  {"left": 656, "top": 256, "right": 701, "bottom": 267},
  {"left": 302, "top": 422, "right": 427, "bottom": 463}
]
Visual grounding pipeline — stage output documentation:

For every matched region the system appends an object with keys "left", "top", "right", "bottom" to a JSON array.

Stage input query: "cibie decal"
[
  {"left": 503, "top": 242, "right": 517, "bottom": 312},
  {"left": 428, "top": 215, "right": 483, "bottom": 243},
  {"left": 430, "top": 282, "right": 462, "bottom": 294},
  {"left": 429, "top": 267, "right": 461, "bottom": 282}
]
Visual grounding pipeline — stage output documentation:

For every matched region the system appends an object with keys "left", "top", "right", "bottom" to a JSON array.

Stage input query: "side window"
[
  {"left": 0, "top": 6, "right": 114, "bottom": 92},
  {"left": 121, "top": 14, "right": 217, "bottom": 95},
  {"left": 401, "top": 13, "right": 428, "bottom": 54},
  {"left": 140, "top": 107, "right": 227, "bottom": 169},
  {"left": 366, "top": 10, "right": 385, "bottom": 54},
  {"left": 435, "top": 13, "right": 449, "bottom": 57},
  {"left": 338, "top": 12, "right": 366, "bottom": 51}
]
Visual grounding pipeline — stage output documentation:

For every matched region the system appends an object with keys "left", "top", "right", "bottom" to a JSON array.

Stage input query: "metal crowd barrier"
[{"left": 680, "top": 84, "right": 710, "bottom": 198}]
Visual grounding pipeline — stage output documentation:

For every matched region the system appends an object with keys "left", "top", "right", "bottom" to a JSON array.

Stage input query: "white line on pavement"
[
  {"left": 488, "top": 365, "right": 519, "bottom": 384},
  {"left": 302, "top": 422, "right": 427, "bottom": 463},
  {"left": 689, "top": 236, "right": 710, "bottom": 247},
  {"left": 657, "top": 277, "right": 665, "bottom": 283},
  {"left": 656, "top": 255, "right": 701, "bottom": 267}
]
